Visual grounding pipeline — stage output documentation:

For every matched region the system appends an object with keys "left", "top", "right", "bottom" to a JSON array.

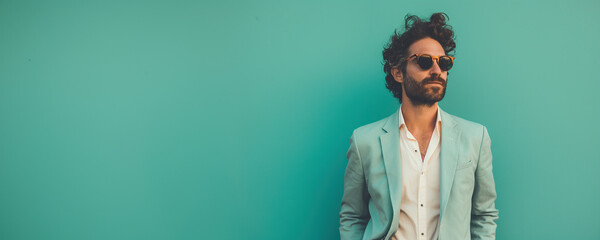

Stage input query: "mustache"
[{"left": 423, "top": 76, "right": 447, "bottom": 87}]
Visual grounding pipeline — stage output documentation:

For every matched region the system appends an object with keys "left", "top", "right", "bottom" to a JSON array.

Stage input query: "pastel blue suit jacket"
[{"left": 339, "top": 108, "right": 498, "bottom": 240}]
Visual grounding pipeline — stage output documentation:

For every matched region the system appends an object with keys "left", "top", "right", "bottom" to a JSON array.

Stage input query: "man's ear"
[{"left": 391, "top": 67, "right": 403, "bottom": 83}]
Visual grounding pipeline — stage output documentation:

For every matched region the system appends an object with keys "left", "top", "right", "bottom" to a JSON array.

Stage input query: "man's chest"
[{"left": 414, "top": 132, "right": 434, "bottom": 161}]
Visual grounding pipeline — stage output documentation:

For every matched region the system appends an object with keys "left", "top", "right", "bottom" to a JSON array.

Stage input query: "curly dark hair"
[{"left": 382, "top": 12, "right": 456, "bottom": 103}]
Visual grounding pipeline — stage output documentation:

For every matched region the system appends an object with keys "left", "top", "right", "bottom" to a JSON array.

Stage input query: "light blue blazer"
[{"left": 339, "top": 108, "right": 498, "bottom": 240}]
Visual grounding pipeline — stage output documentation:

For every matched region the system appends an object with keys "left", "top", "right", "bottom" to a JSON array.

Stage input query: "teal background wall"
[{"left": 1, "top": 0, "right": 599, "bottom": 239}]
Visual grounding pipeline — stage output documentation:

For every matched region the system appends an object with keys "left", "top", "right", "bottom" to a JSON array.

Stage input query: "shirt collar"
[{"left": 398, "top": 105, "right": 443, "bottom": 133}]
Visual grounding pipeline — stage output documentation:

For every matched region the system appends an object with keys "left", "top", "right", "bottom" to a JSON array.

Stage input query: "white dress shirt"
[{"left": 392, "top": 107, "right": 442, "bottom": 240}]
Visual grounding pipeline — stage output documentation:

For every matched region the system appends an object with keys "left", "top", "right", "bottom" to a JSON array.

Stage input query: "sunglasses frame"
[{"left": 406, "top": 54, "right": 455, "bottom": 71}]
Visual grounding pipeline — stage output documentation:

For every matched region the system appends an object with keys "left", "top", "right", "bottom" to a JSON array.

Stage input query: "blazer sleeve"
[
  {"left": 339, "top": 130, "right": 370, "bottom": 240},
  {"left": 470, "top": 126, "right": 499, "bottom": 240}
]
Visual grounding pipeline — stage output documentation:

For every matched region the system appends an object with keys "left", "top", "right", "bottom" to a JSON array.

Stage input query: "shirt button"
[
  {"left": 421, "top": 233, "right": 424, "bottom": 236},
  {"left": 420, "top": 204, "right": 424, "bottom": 207},
  {"left": 414, "top": 150, "right": 417, "bottom": 152}
]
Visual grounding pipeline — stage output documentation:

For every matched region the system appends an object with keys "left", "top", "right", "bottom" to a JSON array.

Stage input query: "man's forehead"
[{"left": 408, "top": 37, "right": 446, "bottom": 55}]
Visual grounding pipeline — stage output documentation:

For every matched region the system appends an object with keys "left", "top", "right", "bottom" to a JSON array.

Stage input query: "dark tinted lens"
[
  {"left": 417, "top": 55, "right": 433, "bottom": 70},
  {"left": 439, "top": 56, "right": 453, "bottom": 71}
]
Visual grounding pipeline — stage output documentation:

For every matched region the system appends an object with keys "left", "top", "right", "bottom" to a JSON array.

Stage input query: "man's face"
[{"left": 395, "top": 37, "right": 448, "bottom": 106}]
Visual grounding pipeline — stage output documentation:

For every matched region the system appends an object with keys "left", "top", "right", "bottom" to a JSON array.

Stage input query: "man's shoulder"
[
  {"left": 444, "top": 111, "right": 488, "bottom": 139},
  {"left": 446, "top": 112, "right": 485, "bottom": 128},
  {"left": 351, "top": 113, "right": 392, "bottom": 140},
  {"left": 348, "top": 113, "right": 392, "bottom": 155},
  {"left": 355, "top": 117, "right": 388, "bottom": 133}
]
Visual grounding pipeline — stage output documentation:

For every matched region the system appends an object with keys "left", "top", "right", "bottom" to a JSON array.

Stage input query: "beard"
[{"left": 403, "top": 74, "right": 447, "bottom": 106}]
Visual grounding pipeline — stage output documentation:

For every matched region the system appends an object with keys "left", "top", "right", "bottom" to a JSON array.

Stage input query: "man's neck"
[{"left": 400, "top": 99, "right": 438, "bottom": 134}]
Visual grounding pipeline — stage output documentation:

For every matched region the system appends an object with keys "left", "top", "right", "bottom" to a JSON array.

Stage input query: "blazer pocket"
[{"left": 456, "top": 160, "right": 473, "bottom": 170}]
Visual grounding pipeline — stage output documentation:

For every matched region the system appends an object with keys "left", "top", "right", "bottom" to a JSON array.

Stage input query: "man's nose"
[{"left": 429, "top": 60, "right": 443, "bottom": 75}]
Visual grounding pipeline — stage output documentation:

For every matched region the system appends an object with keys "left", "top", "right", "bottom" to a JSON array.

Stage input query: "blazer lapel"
[
  {"left": 439, "top": 109, "right": 460, "bottom": 220},
  {"left": 380, "top": 108, "right": 402, "bottom": 226}
]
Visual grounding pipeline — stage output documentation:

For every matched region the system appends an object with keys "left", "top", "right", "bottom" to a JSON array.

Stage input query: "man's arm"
[
  {"left": 339, "top": 130, "right": 370, "bottom": 240},
  {"left": 471, "top": 126, "right": 499, "bottom": 240}
]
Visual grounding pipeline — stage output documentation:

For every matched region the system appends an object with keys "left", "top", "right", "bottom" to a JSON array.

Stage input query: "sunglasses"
[{"left": 406, "top": 54, "right": 455, "bottom": 71}]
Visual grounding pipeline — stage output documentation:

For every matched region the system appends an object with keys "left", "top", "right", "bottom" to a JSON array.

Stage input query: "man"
[{"left": 339, "top": 13, "right": 498, "bottom": 240}]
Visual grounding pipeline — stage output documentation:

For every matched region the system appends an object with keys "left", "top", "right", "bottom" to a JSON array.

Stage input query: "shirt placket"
[{"left": 409, "top": 138, "right": 427, "bottom": 239}]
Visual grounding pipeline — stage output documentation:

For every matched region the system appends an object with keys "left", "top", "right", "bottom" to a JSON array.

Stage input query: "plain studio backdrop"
[{"left": 1, "top": 0, "right": 599, "bottom": 239}]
